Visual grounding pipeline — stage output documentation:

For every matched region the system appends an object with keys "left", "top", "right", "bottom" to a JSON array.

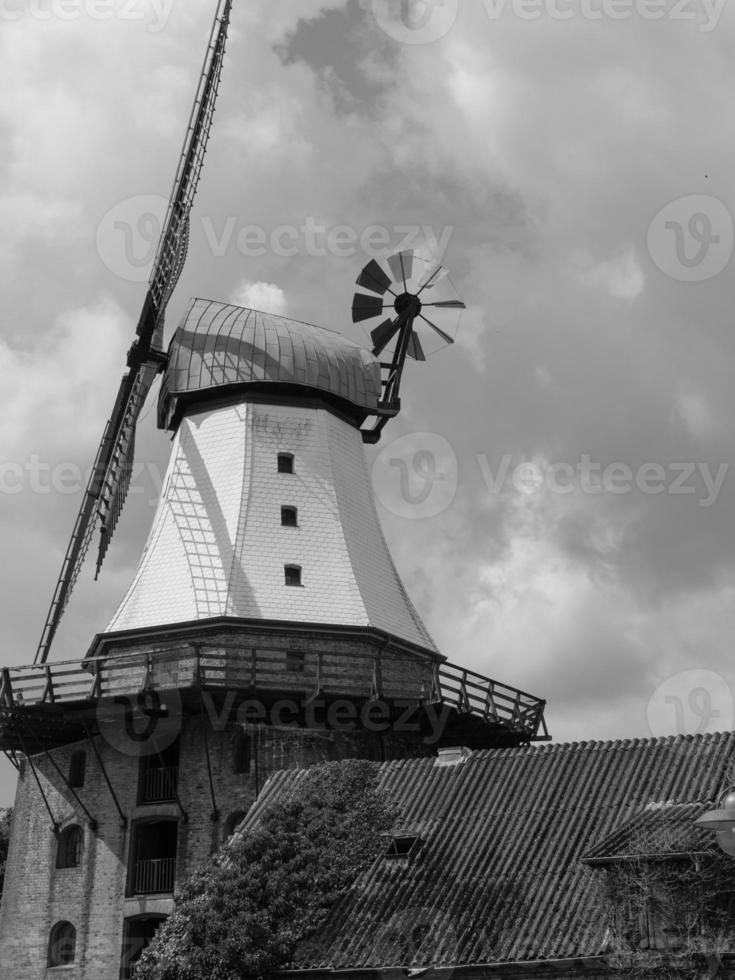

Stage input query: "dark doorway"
[
  {"left": 120, "top": 915, "right": 166, "bottom": 979},
  {"left": 128, "top": 820, "right": 178, "bottom": 896}
]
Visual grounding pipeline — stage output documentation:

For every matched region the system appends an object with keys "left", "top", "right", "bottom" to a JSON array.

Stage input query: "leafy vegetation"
[
  {"left": 0, "top": 808, "right": 12, "bottom": 899},
  {"left": 591, "top": 821, "right": 735, "bottom": 978},
  {"left": 135, "top": 759, "right": 397, "bottom": 980}
]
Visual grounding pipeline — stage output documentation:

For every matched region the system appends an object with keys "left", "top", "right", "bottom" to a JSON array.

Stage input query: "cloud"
[{"left": 229, "top": 280, "right": 289, "bottom": 316}]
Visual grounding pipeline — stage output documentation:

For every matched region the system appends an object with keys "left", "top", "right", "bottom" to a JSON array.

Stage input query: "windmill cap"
[{"left": 158, "top": 298, "right": 383, "bottom": 429}]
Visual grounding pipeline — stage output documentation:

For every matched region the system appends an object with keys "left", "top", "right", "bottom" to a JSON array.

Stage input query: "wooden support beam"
[
  {"left": 199, "top": 690, "right": 219, "bottom": 824},
  {"left": 33, "top": 737, "right": 98, "bottom": 833},
  {"left": 88, "top": 660, "right": 102, "bottom": 699},
  {"left": 12, "top": 724, "right": 59, "bottom": 835},
  {"left": 42, "top": 665, "right": 56, "bottom": 705},
  {"left": 0, "top": 669, "right": 14, "bottom": 709}
]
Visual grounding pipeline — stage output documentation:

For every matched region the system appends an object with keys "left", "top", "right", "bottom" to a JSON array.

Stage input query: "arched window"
[
  {"left": 232, "top": 730, "right": 251, "bottom": 775},
  {"left": 223, "top": 811, "right": 247, "bottom": 841},
  {"left": 69, "top": 750, "right": 86, "bottom": 789},
  {"left": 48, "top": 921, "right": 76, "bottom": 966},
  {"left": 284, "top": 564, "right": 302, "bottom": 587},
  {"left": 277, "top": 453, "right": 294, "bottom": 474},
  {"left": 57, "top": 825, "right": 83, "bottom": 869}
]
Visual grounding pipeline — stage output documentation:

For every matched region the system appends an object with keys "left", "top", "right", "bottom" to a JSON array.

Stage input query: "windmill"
[
  {"left": 33, "top": 0, "right": 233, "bottom": 665},
  {"left": 351, "top": 250, "right": 466, "bottom": 442}
]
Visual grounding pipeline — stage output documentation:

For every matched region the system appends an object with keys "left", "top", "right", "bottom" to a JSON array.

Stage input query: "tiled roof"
[
  {"left": 159, "top": 299, "right": 382, "bottom": 425},
  {"left": 243, "top": 732, "right": 735, "bottom": 969}
]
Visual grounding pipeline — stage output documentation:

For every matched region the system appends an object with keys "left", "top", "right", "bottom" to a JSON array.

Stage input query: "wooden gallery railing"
[{"left": 0, "top": 646, "right": 548, "bottom": 743}]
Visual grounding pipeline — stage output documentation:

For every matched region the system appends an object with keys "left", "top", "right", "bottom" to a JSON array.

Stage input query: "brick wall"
[{"left": 0, "top": 713, "right": 429, "bottom": 980}]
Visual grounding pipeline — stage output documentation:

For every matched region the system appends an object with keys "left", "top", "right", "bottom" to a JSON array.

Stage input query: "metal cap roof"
[{"left": 159, "top": 299, "right": 382, "bottom": 427}]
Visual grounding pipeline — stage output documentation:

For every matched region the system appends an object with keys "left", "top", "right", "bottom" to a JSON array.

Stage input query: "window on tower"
[
  {"left": 128, "top": 820, "right": 178, "bottom": 897},
  {"left": 56, "top": 825, "right": 83, "bottom": 869},
  {"left": 48, "top": 921, "right": 76, "bottom": 967},
  {"left": 69, "top": 750, "right": 86, "bottom": 789},
  {"left": 278, "top": 453, "right": 294, "bottom": 474},
  {"left": 281, "top": 506, "right": 298, "bottom": 527},
  {"left": 138, "top": 737, "right": 180, "bottom": 805},
  {"left": 121, "top": 915, "right": 167, "bottom": 980},
  {"left": 286, "top": 650, "right": 305, "bottom": 672},
  {"left": 232, "top": 730, "right": 251, "bottom": 774},
  {"left": 284, "top": 565, "right": 302, "bottom": 587}
]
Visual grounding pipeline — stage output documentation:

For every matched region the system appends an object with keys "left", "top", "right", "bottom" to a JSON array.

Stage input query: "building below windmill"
[
  {"left": 0, "top": 298, "right": 547, "bottom": 980},
  {"left": 242, "top": 731, "right": 735, "bottom": 980}
]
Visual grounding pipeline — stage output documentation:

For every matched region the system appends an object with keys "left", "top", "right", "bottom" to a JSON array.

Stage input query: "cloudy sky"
[{"left": 2, "top": 0, "right": 735, "bottom": 804}]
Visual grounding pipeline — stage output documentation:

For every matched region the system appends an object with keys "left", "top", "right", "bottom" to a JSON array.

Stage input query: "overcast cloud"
[{"left": 1, "top": 0, "right": 735, "bottom": 804}]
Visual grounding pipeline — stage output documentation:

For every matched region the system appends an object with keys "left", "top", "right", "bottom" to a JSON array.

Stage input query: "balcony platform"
[{"left": 0, "top": 632, "right": 549, "bottom": 754}]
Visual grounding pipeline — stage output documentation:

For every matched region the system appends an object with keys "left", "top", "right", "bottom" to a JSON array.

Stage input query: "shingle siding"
[{"left": 106, "top": 399, "right": 437, "bottom": 654}]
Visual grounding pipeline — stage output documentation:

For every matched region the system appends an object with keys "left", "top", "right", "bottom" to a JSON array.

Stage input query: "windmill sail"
[{"left": 34, "top": 0, "right": 233, "bottom": 665}]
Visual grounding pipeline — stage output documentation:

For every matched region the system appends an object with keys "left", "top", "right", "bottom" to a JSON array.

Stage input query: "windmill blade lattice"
[
  {"left": 352, "top": 250, "right": 465, "bottom": 361},
  {"left": 34, "top": 0, "right": 233, "bottom": 666}
]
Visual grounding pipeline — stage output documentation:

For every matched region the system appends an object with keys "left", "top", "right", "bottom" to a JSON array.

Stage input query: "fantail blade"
[
  {"left": 387, "top": 250, "right": 414, "bottom": 289},
  {"left": 418, "top": 312, "right": 454, "bottom": 346},
  {"left": 352, "top": 293, "right": 385, "bottom": 323},
  {"left": 356, "top": 259, "right": 392, "bottom": 295},
  {"left": 406, "top": 330, "right": 426, "bottom": 361},
  {"left": 370, "top": 318, "right": 399, "bottom": 354}
]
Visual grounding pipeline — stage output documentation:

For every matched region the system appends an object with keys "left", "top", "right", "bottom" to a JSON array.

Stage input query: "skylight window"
[{"left": 385, "top": 835, "right": 422, "bottom": 860}]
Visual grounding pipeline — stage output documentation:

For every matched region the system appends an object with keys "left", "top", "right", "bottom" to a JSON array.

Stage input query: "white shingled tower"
[{"left": 106, "top": 300, "right": 436, "bottom": 656}]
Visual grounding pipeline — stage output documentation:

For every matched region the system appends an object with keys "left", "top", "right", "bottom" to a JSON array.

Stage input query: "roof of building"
[
  {"left": 158, "top": 299, "right": 383, "bottom": 427},
  {"left": 242, "top": 731, "right": 735, "bottom": 970},
  {"left": 581, "top": 800, "right": 713, "bottom": 864}
]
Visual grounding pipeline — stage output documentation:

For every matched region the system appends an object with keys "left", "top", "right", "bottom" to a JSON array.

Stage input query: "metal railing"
[
  {"left": 0, "top": 643, "right": 548, "bottom": 744},
  {"left": 140, "top": 766, "right": 178, "bottom": 804},
  {"left": 133, "top": 858, "right": 176, "bottom": 895}
]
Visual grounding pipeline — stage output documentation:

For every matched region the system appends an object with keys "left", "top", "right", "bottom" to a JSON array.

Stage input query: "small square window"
[
  {"left": 278, "top": 454, "right": 294, "bottom": 474},
  {"left": 385, "top": 835, "right": 421, "bottom": 860},
  {"left": 286, "top": 651, "right": 305, "bottom": 672},
  {"left": 284, "top": 565, "right": 302, "bottom": 587},
  {"left": 281, "top": 506, "right": 298, "bottom": 527}
]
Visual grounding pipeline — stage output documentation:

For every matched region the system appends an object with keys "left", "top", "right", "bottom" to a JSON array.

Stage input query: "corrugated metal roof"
[
  {"left": 242, "top": 732, "right": 735, "bottom": 969},
  {"left": 581, "top": 801, "right": 713, "bottom": 864},
  {"left": 159, "top": 299, "right": 382, "bottom": 424}
]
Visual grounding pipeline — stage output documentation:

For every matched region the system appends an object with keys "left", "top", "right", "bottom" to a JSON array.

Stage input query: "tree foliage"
[
  {"left": 0, "top": 808, "right": 12, "bottom": 899},
  {"left": 135, "top": 759, "right": 398, "bottom": 980},
  {"left": 590, "top": 822, "right": 735, "bottom": 979}
]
